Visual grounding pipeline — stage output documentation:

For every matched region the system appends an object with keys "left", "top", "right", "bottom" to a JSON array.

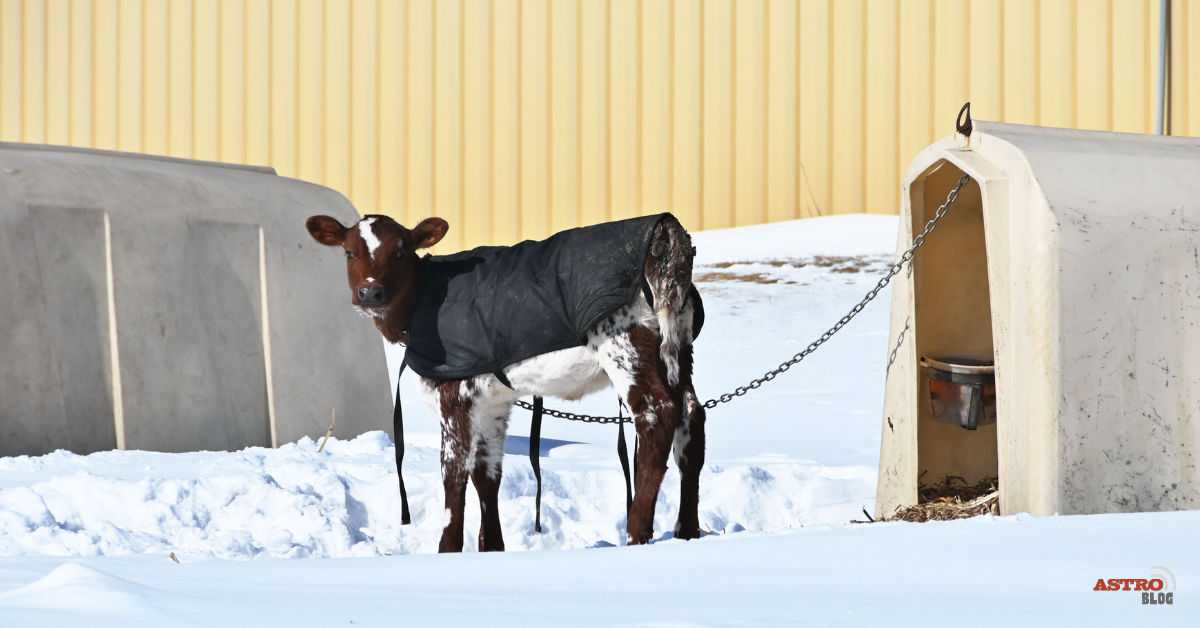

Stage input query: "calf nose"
[{"left": 357, "top": 285, "right": 385, "bottom": 305}]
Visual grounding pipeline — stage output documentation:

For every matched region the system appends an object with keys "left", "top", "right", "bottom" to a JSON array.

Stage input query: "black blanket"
[{"left": 403, "top": 213, "right": 703, "bottom": 381}]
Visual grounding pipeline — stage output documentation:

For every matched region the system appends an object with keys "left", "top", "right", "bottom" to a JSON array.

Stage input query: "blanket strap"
[
  {"left": 493, "top": 365, "right": 515, "bottom": 390},
  {"left": 530, "top": 396, "right": 544, "bottom": 533},
  {"left": 394, "top": 362, "right": 412, "bottom": 525},
  {"left": 616, "top": 402, "right": 633, "bottom": 515}
]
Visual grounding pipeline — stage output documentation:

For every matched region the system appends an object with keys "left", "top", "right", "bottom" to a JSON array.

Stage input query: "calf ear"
[
  {"left": 307, "top": 215, "right": 348, "bottom": 246},
  {"left": 412, "top": 217, "right": 449, "bottom": 249}
]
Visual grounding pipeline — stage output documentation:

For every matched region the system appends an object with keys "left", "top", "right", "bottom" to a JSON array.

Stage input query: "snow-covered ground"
[{"left": 1, "top": 215, "right": 1196, "bottom": 626}]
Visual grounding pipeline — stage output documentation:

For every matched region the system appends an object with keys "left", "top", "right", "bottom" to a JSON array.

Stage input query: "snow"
[{"left": 2, "top": 214, "right": 1196, "bottom": 626}]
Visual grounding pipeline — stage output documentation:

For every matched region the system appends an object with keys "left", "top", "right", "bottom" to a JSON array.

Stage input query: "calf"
[{"left": 306, "top": 213, "right": 705, "bottom": 552}]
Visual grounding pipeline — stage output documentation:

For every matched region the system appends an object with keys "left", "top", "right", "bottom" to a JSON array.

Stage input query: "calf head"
[{"left": 306, "top": 214, "right": 449, "bottom": 343}]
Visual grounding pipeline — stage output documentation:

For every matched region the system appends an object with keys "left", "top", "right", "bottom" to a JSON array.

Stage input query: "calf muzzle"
[{"left": 357, "top": 285, "right": 385, "bottom": 306}]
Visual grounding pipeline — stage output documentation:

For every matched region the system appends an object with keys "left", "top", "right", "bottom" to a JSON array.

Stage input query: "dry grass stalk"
[
  {"left": 882, "top": 475, "right": 1000, "bottom": 522},
  {"left": 318, "top": 409, "right": 336, "bottom": 453}
]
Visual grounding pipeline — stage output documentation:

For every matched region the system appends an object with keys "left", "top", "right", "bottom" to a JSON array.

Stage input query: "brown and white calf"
[{"left": 306, "top": 214, "right": 705, "bottom": 552}]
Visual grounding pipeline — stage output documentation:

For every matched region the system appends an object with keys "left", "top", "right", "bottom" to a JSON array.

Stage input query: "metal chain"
[
  {"left": 514, "top": 398, "right": 629, "bottom": 424},
  {"left": 515, "top": 173, "right": 971, "bottom": 423}
]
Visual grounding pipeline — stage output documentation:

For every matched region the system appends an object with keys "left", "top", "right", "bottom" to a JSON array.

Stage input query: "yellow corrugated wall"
[{"left": 1, "top": 0, "right": 1197, "bottom": 250}]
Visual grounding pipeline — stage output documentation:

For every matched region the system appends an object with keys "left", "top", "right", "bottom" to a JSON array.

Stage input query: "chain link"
[{"left": 515, "top": 173, "right": 971, "bottom": 423}]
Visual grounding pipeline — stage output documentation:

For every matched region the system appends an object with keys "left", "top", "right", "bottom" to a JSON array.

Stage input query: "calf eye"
[
  {"left": 395, "top": 249, "right": 404, "bottom": 259},
  {"left": 345, "top": 250, "right": 354, "bottom": 260}
]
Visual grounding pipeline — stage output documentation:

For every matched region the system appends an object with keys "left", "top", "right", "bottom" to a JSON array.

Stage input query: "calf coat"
[
  {"left": 306, "top": 212, "right": 706, "bottom": 552},
  {"left": 404, "top": 214, "right": 703, "bottom": 381}
]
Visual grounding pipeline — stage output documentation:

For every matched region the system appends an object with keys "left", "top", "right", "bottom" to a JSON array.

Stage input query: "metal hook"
[{"left": 956, "top": 102, "right": 973, "bottom": 137}]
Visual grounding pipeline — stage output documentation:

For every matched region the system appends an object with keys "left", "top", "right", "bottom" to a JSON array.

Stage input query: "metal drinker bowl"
[{"left": 920, "top": 354, "right": 997, "bottom": 430}]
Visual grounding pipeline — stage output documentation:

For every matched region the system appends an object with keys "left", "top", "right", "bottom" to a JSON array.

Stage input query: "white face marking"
[{"left": 359, "top": 217, "right": 383, "bottom": 261}]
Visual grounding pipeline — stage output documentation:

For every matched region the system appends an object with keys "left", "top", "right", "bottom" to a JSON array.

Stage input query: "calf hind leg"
[{"left": 471, "top": 410, "right": 509, "bottom": 552}]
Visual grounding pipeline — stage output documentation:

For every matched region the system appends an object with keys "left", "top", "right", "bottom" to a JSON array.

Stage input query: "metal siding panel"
[
  {"left": 378, "top": 0, "right": 405, "bottom": 222},
  {"left": 193, "top": 0, "right": 218, "bottom": 160},
  {"left": 46, "top": 0, "right": 69, "bottom": 145},
  {"left": 641, "top": 0, "right": 670, "bottom": 221},
  {"left": 1148, "top": 0, "right": 1161, "bottom": 132},
  {"left": 579, "top": 0, "right": 608, "bottom": 227},
  {"left": 609, "top": 0, "right": 638, "bottom": 222},
  {"left": 798, "top": 0, "right": 829, "bottom": 220},
  {"left": 672, "top": 0, "right": 701, "bottom": 231},
  {"left": 491, "top": 0, "right": 520, "bottom": 243},
  {"left": 463, "top": 0, "right": 492, "bottom": 247},
  {"left": 519, "top": 0, "right": 551, "bottom": 239},
  {"left": 865, "top": 0, "right": 898, "bottom": 216},
  {"left": 1168, "top": 0, "right": 1186, "bottom": 135},
  {"left": 831, "top": 0, "right": 863, "bottom": 215},
  {"left": 1077, "top": 0, "right": 1111, "bottom": 131},
  {"left": 1003, "top": 0, "right": 1038, "bottom": 126},
  {"left": 933, "top": 0, "right": 968, "bottom": 136},
  {"left": 406, "top": 0, "right": 433, "bottom": 232},
  {"left": 116, "top": 0, "right": 141, "bottom": 152},
  {"left": 434, "top": 0, "right": 462, "bottom": 248},
  {"left": 1113, "top": 0, "right": 1149, "bottom": 133},
  {"left": 734, "top": 0, "right": 764, "bottom": 225},
  {"left": 269, "top": 0, "right": 296, "bottom": 178},
  {"left": 767, "top": 0, "right": 797, "bottom": 223},
  {"left": 219, "top": 0, "right": 246, "bottom": 164},
  {"left": 1186, "top": 0, "right": 1199, "bottom": 136},
  {"left": 350, "top": 0, "right": 378, "bottom": 215},
  {"left": 1, "top": 0, "right": 22, "bottom": 141},
  {"left": 898, "top": 0, "right": 931, "bottom": 192},
  {"left": 550, "top": 0, "right": 579, "bottom": 233},
  {"left": 93, "top": 0, "right": 117, "bottom": 150},
  {"left": 143, "top": 0, "right": 169, "bottom": 155},
  {"left": 324, "top": 0, "right": 351, "bottom": 203},
  {"left": 23, "top": 0, "right": 45, "bottom": 143},
  {"left": 296, "top": 0, "right": 323, "bottom": 183},
  {"left": 968, "top": 0, "right": 1002, "bottom": 122},
  {"left": 703, "top": 0, "right": 732, "bottom": 229},
  {"left": 69, "top": 0, "right": 92, "bottom": 146},
  {"left": 169, "top": 0, "right": 193, "bottom": 157},
  {"left": 244, "top": 0, "right": 270, "bottom": 166},
  {"left": 1039, "top": 0, "right": 1076, "bottom": 129}
]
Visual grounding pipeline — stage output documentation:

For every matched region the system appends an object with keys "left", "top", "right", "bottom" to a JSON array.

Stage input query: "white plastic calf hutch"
[
  {"left": 876, "top": 121, "right": 1200, "bottom": 519},
  {"left": 0, "top": 143, "right": 391, "bottom": 456}
]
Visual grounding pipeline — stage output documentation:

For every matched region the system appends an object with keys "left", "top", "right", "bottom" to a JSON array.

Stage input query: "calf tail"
[{"left": 645, "top": 215, "right": 696, "bottom": 388}]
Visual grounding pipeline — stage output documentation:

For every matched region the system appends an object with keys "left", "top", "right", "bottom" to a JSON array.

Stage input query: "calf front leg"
[
  {"left": 629, "top": 393, "right": 678, "bottom": 545},
  {"left": 673, "top": 384, "right": 706, "bottom": 540},
  {"left": 435, "top": 382, "right": 474, "bottom": 553},
  {"left": 602, "top": 325, "right": 680, "bottom": 545}
]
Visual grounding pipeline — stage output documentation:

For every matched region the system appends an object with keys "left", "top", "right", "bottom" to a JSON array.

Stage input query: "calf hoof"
[
  {"left": 478, "top": 533, "right": 506, "bottom": 552},
  {"left": 438, "top": 534, "right": 464, "bottom": 553},
  {"left": 626, "top": 526, "right": 655, "bottom": 546},
  {"left": 673, "top": 521, "right": 702, "bottom": 540}
]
